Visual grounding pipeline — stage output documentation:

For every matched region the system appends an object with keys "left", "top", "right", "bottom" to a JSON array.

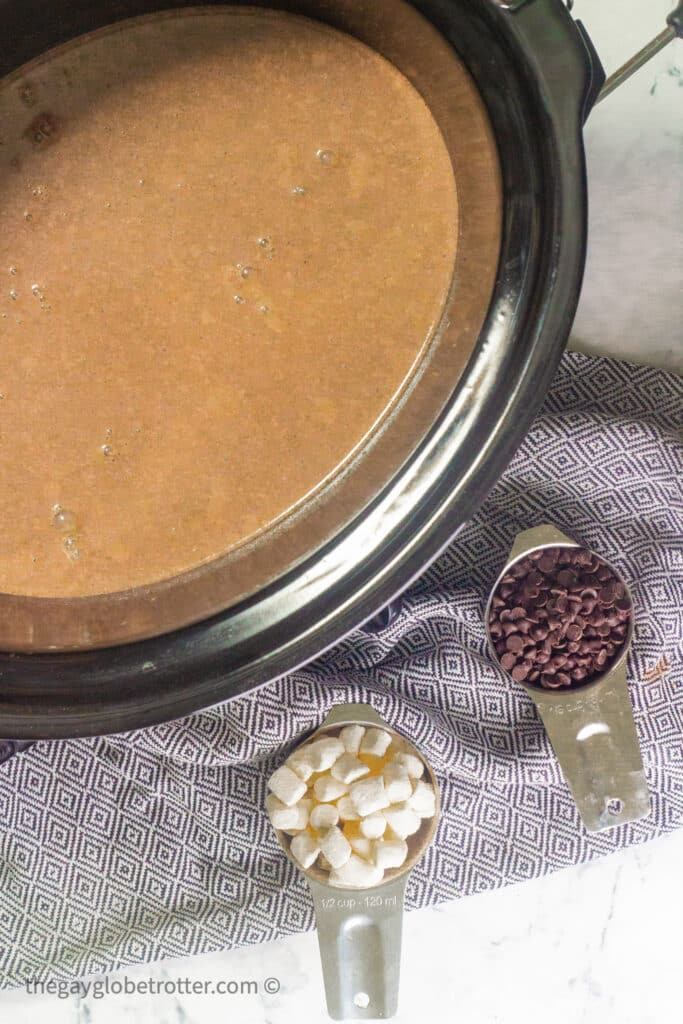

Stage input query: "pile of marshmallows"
[{"left": 266, "top": 724, "right": 437, "bottom": 889}]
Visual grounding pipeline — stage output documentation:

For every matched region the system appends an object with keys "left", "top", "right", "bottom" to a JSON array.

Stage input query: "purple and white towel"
[{"left": 0, "top": 352, "right": 681, "bottom": 987}]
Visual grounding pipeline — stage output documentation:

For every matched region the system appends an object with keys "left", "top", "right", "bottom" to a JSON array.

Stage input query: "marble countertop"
[
  {"left": 569, "top": 0, "right": 682, "bottom": 373},
  {"left": 1, "top": 0, "right": 681, "bottom": 1021}
]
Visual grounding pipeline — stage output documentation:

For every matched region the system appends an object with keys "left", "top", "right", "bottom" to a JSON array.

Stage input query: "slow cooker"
[{"left": 0, "top": 0, "right": 678, "bottom": 738}]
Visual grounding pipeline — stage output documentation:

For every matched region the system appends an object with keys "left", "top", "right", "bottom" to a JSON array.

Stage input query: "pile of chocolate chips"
[{"left": 488, "top": 545, "right": 631, "bottom": 690}]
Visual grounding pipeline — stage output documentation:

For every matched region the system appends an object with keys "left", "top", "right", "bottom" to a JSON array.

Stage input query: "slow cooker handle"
[
  {"left": 594, "top": 1, "right": 683, "bottom": 103},
  {"left": 493, "top": 0, "right": 682, "bottom": 117}
]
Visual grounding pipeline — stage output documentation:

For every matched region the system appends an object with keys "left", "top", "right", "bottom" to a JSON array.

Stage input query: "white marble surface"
[
  {"left": 569, "top": 0, "right": 682, "bottom": 372},
  {"left": 1, "top": 1, "right": 681, "bottom": 1022}
]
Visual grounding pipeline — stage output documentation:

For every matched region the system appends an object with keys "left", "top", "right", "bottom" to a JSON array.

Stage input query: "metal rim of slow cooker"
[{"left": 0, "top": 0, "right": 598, "bottom": 738}]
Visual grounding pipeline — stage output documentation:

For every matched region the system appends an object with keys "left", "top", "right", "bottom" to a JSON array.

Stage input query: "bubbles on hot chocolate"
[{"left": 52, "top": 506, "right": 77, "bottom": 533}]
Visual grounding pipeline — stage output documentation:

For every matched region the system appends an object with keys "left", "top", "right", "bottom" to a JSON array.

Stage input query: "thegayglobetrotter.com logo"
[{"left": 23, "top": 976, "right": 281, "bottom": 1000}]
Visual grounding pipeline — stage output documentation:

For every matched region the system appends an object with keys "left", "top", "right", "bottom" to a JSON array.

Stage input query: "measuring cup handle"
[
  {"left": 309, "top": 874, "right": 408, "bottom": 1021},
  {"left": 530, "top": 663, "right": 650, "bottom": 832}
]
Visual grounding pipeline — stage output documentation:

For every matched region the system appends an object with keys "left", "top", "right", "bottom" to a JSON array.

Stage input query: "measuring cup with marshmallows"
[
  {"left": 486, "top": 524, "right": 649, "bottom": 833},
  {"left": 266, "top": 703, "right": 440, "bottom": 1021}
]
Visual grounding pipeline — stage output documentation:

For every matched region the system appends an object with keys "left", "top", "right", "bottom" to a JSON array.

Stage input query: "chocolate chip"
[
  {"left": 506, "top": 635, "right": 525, "bottom": 654},
  {"left": 511, "top": 664, "right": 529, "bottom": 682},
  {"left": 556, "top": 672, "right": 572, "bottom": 686},
  {"left": 501, "top": 652, "right": 517, "bottom": 671},
  {"left": 566, "top": 624, "right": 582, "bottom": 642},
  {"left": 511, "top": 606, "right": 526, "bottom": 621},
  {"left": 541, "top": 674, "right": 562, "bottom": 689},
  {"left": 502, "top": 621, "right": 519, "bottom": 636},
  {"left": 538, "top": 555, "right": 556, "bottom": 573}
]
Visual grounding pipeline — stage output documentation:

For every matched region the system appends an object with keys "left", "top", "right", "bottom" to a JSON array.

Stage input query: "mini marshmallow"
[
  {"left": 286, "top": 752, "right": 314, "bottom": 782},
  {"left": 408, "top": 780, "right": 437, "bottom": 819},
  {"left": 373, "top": 838, "right": 408, "bottom": 870},
  {"left": 383, "top": 803, "right": 422, "bottom": 840},
  {"left": 319, "top": 826, "right": 352, "bottom": 869},
  {"left": 313, "top": 775, "right": 348, "bottom": 803},
  {"left": 303, "top": 737, "right": 345, "bottom": 772},
  {"left": 349, "top": 836, "right": 373, "bottom": 859},
  {"left": 265, "top": 794, "right": 301, "bottom": 831},
  {"left": 331, "top": 753, "right": 370, "bottom": 785},
  {"left": 290, "top": 832, "right": 320, "bottom": 870},
  {"left": 329, "top": 854, "right": 384, "bottom": 889},
  {"left": 339, "top": 724, "right": 365, "bottom": 754},
  {"left": 359, "top": 727, "right": 392, "bottom": 759},
  {"left": 349, "top": 776, "right": 390, "bottom": 817},
  {"left": 391, "top": 751, "right": 424, "bottom": 780},
  {"left": 336, "top": 796, "right": 359, "bottom": 821},
  {"left": 310, "top": 803, "right": 340, "bottom": 831},
  {"left": 281, "top": 798, "right": 312, "bottom": 835},
  {"left": 382, "top": 762, "right": 413, "bottom": 804},
  {"left": 267, "top": 765, "right": 307, "bottom": 807},
  {"left": 359, "top": 813, "right": 386, "bottom": 839}
]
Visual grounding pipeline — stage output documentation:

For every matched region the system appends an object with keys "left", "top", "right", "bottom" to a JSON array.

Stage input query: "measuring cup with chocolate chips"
[
  {"left": 488, "top": 545, "right": 632, "bottom": 690},
  {"left": 486, "top": 524, "right": 648, "bottom": 834}
]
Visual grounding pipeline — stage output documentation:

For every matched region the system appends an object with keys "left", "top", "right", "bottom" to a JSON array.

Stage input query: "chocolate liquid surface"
[{"left": 0, "top": 8, "right": 458, "bottom": 597}]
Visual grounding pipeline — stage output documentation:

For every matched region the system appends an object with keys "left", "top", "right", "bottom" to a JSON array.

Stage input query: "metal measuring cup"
[
  {"left": 485, "top": 524, "right": 649, "bottom": 832},
  {"left": 271, "top": 703, "right": 440, "bottom": 1021}
]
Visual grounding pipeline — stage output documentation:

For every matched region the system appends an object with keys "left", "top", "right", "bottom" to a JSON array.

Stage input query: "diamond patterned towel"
[{"left": 1, "top": 353, "right": 681, "bottom": 987}]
